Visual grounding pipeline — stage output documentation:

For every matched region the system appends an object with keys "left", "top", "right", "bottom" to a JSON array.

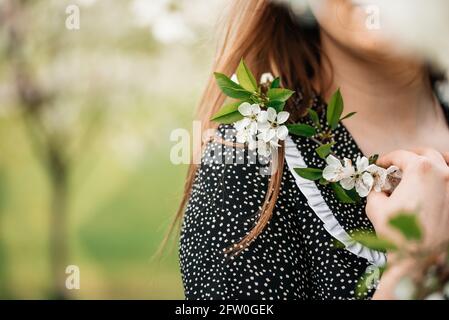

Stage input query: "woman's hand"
[
  {"left": 366, "top": 148, "right": 449, "bottom": 299},
  {"left": 366, "top": 148, "right": 449, "bottom": 249}
]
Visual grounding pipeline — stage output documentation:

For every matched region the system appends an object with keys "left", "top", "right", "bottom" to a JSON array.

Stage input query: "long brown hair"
[{"left": 170, "top": 0, "right": 326, "bottom": 253}]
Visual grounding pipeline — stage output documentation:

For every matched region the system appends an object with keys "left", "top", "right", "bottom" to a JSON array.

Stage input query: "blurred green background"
[{"left": 0, "top": 0, "right": 223, "bottom": 299}]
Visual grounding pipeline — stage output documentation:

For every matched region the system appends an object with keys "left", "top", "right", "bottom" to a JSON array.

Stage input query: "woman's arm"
[
  {"left": 372, "top": 258, "right": 420, "bottom": 300},
  {"left": 366, "top": 149, "right": 449, "bottom": 300}
]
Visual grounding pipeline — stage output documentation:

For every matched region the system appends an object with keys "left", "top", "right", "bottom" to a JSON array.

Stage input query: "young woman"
[{"left": 177, "top": 0, "right": 449, "bottom": 299}]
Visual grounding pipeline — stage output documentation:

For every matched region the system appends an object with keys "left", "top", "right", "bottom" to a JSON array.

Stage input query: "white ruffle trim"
[{"left": 284, "top": 136, "right": 387, "bottom": 267}]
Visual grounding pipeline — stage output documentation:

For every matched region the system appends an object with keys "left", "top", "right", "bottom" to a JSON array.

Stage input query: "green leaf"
[
  {"left": 319, "top": 177, "right": 329, "bottom": 186},
  {"left": 332, "top": 238, "right": 346, "bottom": 249},
  {"left": 270, "top": 77, "right": 281, "bottom": 89},
  {"left": 389, "top": 213, "right": 422, "bottom": 241},
  {"left": 210, "top": 101, "right": 244, "bottom": 124},
  {"left": 267, "top": 88, "right": 294, "bottom": 102},
  {"left": 212, "top": 112, "right": 243, "bottom": 124},
  {"left": 294, "top": 168, "right": 323, "bottom": 181},
  {"left": 214, "top": 73, "right": 253, "bottom": 99},
  {"left": 308, "top": 108, "right": 320, "bottom": 127},
  {"left": 351, "top": 232, "right": 398, "bottom": 251},
  {"left": 340, "top": 111, "right": 357, "bottom": 121},
  {"left": 316, "top": 142, "right": 335, "bottom": 159},
  {"left": 330, "top": 183, "right": 356, "bottom": 204},
  {"left": 287, "top": 124, "right": 316, "bottom": 137},
  {"left": 326, "top": 89, "right": 344, "bottom": 130},
  {"left": 267, "top": 100, "right": 285, "bottom": 112},
  {"left": 236, "top": 59, "right": 257, "bottom": 92},
  {"left": 346, "top": 188, "right": 362, "bottom": 204},
  {"left": 355, "top": 266, "right": 386, "bottom": 299}
]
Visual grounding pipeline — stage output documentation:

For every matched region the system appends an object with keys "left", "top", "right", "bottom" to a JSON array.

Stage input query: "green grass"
[{"left": 0, "top": 104, "right": 191, "bottom": 299}]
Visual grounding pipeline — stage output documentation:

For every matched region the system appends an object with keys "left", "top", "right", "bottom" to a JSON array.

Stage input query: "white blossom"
[
  {"left": 260, "top": 72, "right": 275, "bottom": 84},
  {"left": 236, "top": 103, "right": 261, "bottom": 127},
  {"left": 383, "top": 166, "right": 402, "bottom": 192},
  {"left": 233, "top": 104, "right": 290, "bottom": 158},
  {"left": 235, "top": 126, "right": 257, "bottom": 150},
  {"left": 323, "top": 154, "right": 402, "bottom": 197},
  {"left": 231, "top": 73, "right": 239, "bottom": 84},
  {"left": 366, "top": 164, "right": 388, "bottom": 193},
  {"left": 258, "top": 107, "right": 290, "bottom": 141},
  {"left": 256, "top": 132, "right": 279, "bottom": 158},
  {"left": 366, "top": 164, "right": 402, "bottom": 193},
  {"left": 340, "top": 156, "right": 374, "bottom": 197},
  {"left": 323, "top": 155, "right": 354, "bottom": 182},
  {"left": 234, "top": 103, "right": 261, "bottom": 146}
]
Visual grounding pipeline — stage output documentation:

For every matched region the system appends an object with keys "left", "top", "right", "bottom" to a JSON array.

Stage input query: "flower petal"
[
  {"left": 356, "top": 172, "right": 374, "bottom": 197},
  {"left": 266, "top": 107, "right": 277, "bottom": 122},
  {"left": 340, "top": 177, "right": 355, "bottom": 190},
  {"left": 257, "top": 122, "right": 270, "bottom": 132},
  {"left": 260, "top": 72, "right": 274, "bottom": 84},
  {"left": 236, "top": 131, "right": 247, "bottom": 144},
  {"left": 234, "top": 118, "right": 250, "bottom": 131},
  {"left": 356, "top": 184, "right": 370, "bottom": 198},
  {"left": 366, "top": 164, "right": 383, "bottom": 175},
  {"left": 276, "top": 125, "right": 289, "bottom": 140},
  {"left": 342, "top": 165, "right": 356, "bottom": 179},
  {"left": 363, "top": 172, "right": 374, "bottom": 185},
  {"left": 323, "top": 166, "right": 339, "bottom": 182},
  {"left": 326, "top": 155, "right": 342, "bottom": 167},
  {"left": 248, "top": 137, "right": 257, "bottom": 150},
  {"left": 262, "top": 129, "right": 276, "bottom": 142},
  {"left": 356, "top": 156, "right": 370, "bottom": 172},
  {"left": 238, "top": 102, "right": 252, "bottom": 116},
  {"left": 257, "top": 110, "right": 268, "bottom": 123},
  {"left": 251, "top": 104, "right": 261, "bottom": 115},
  {"left": 248, "top": 121, "right": 258, "bottom": 135},
  {"left": 269, "top": 138, "right": 280, "bottom": 147},
  {"left": 230, "top": 74, "right": 239, "bottom": 84},
  {"left": 257, "top": 141, "right": 271, "bottom": 157},
  {"left": 343, "top": 158, "right": 353, "bottom": 168},
  {"left": 276, "top": 111, "right": 290, "bottom": 124},
  {"left": 387, "top": 165, "right": 402, "bottom": 179}
]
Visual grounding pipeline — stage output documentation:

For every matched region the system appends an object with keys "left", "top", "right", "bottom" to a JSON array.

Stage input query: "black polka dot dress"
[{"left": 179, "top": 95, "right": 449, "bottom": 300}]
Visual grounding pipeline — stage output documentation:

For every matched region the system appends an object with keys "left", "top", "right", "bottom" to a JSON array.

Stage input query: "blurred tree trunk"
[
  {"left": 2, "top": 0, "right": 71, "bottom": 299},
  {"left": 48, "top": 150, "right": 69, "bottom": 299},
  {"left": 0, "top": 170, "right": 14, "bottom": 298}
]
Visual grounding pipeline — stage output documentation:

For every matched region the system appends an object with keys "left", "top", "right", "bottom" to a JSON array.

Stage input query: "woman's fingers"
[
  {"left": 378, "top": 149, "right": 449, "bottom": 179},
  {"left": 408, "top": 147, "right": 448, "bottom": 167},
  {"left": 366, "top": 191, "right": 389, "bottom": 224},
  {"left": 376, "top": 150, "right": 421, "bottom": 170}
]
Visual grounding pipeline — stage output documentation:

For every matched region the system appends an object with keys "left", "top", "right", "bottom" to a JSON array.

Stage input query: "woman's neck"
[{"left": 318, "top": 31, "right": 446, "bottom": 154}]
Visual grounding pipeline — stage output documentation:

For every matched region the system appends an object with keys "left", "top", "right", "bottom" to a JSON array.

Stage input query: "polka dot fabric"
[
  {"left": 179, "top": 97, "right": 382, "bottom": 300},
  {"left": 179, "top": 91, "right": 449, "bottom": 300}
]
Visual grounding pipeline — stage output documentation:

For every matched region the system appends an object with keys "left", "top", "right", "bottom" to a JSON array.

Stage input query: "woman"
[{"left": 177, "top": 0, "right": 449, "bottom": 299}]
